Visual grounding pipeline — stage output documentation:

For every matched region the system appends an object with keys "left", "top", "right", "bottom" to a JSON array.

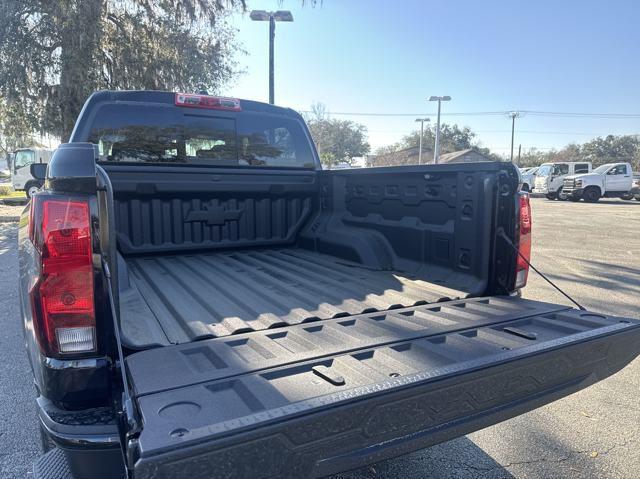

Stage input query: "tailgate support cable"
[
  {"left": 498, "top": 229, "right": 586, "bottom": 311},
  {"left": 97, "top": 165, "right": 139, "bottom": 476},
  {"left": 104, "top": 259, "right": 140, "bottom": 475}
]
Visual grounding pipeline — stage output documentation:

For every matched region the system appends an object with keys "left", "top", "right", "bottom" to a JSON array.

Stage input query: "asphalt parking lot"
[{"left": 1, "top": 197, "right": 639, "bottom": 478}]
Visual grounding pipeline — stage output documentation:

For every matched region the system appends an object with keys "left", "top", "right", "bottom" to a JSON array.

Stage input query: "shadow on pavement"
[
  {"left": 332, "top": 437, "right": 515, "bottom": 479},
  {"left": 554, "top": 199, "right": 640, "bottom": 206}
]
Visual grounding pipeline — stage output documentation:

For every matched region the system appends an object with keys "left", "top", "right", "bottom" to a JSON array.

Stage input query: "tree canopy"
[
  {"left": 399, "top": 124, "right": 475, "bottom": 153},
  {"left": 0, "top": 0, "right": 244, "bottom": 142},
  {"left": 370, "top": 123, "right": 501, "bottom": 166},
  {"left": 305, "top": 103, "right": 370, "bottom": 166},
  {"left": 519, "top": 135, "right": 640, "bottom": 170}
]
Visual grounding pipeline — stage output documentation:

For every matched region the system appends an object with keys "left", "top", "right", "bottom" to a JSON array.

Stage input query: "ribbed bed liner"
[{"left": 119, "top": 248, "right": 464, "bottom": 347}]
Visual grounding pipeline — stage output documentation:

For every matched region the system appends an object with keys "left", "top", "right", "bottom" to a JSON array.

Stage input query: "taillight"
[
  {"left": 29, "top": 196, "right": 96, "bottom": 357},
  {"left": 175, "top": 93, "right": 241, "bottom": 111},
  {"left": 515, "top": 193, "right": 532, "bottom": 289}
]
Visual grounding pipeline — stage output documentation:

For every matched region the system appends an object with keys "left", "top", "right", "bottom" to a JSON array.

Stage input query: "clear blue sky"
[{"left": 224, "top": 0, "right": 640, "bottom": 155}]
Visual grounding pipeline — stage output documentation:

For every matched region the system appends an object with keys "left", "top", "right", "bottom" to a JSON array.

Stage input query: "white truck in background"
[
  {"left": 10, "top": 147, "right": 53, "bottom": 197},
  {"left": 533, "top": 161, "right": 592, "bottom": 200},
  {"left": 562, "top": 162, "right": 635, "bottom": 202}
]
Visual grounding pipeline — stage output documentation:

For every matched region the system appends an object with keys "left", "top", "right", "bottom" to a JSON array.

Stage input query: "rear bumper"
[
  {"left": 130, "top": 309, "right": 640, "bottom": 479},
  {"left": 35, "top": 398, "right": 124, "bottom": 479}
]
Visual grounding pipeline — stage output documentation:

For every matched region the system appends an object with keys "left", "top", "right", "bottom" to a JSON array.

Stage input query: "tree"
[
  {"left": 0, "top": 98, "right": 39, "bottom": 158},
  {"left": 400, "top": 124, "right": 476, "bottom": 154},
  {"left": 517, "top": 136, "right": 640, "bottom": 170},
  {"left": 581, "top": 135, "right": 639, "bottom": 168},
  {"left": 0, "top": 1, "right": 243, "bottom": 142},
  {"left": 305, "top": 104, "right": 370, "bottom": 166},
  {"left": 370, "top": 123, "right": 501, "bottom": 166}
]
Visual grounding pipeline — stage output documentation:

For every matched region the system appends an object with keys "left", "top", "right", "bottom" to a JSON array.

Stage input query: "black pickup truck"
[{"left": 20, "top": 91, "right": 640, "bottom": 479}]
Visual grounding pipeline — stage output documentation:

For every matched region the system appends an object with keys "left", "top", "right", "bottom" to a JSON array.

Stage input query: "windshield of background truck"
[
  {"left": 537, "top": 165, "right": 552, "bottom": 176},
  {"left": 14, "top": 150, "right": 34, "bottom": 169},
  {"left": 593, "top": 164, "right": 611, "bottom": 174},
  {"left": 553, "top": 164, "right": 569, "bottom": 175}
]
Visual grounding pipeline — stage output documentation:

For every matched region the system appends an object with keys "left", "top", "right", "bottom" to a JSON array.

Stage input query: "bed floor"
[{"left": 119, "top": 248, "right": 464, "bottom": 347}]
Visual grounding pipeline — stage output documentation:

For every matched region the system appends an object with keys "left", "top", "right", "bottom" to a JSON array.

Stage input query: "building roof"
[
  {"left": 369, "top": 147, "right": 492, "bottom": 167},
  {"left": 439, "top": 148, "right": 492, "bottom": 163},
  {"left": 368, "top": 145, "right": 434, "bottom": 167}
]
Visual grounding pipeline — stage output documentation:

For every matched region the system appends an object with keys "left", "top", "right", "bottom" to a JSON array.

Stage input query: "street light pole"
[
  {"left": 415, "top": 118, "right": 429, "bottom": 165},
  {"left": 269, "top": 16, "right": 275, "bottom": 105},
  {"left": 250, "top": 10, "right": 294, "bottom": 105},
  {"left": 428, "top": 96, "right": 451, "bottom": 164}
]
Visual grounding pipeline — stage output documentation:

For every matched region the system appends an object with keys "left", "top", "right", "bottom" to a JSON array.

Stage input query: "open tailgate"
[{"left": 123, "top": 297, "right": 640, "bottom": 479}]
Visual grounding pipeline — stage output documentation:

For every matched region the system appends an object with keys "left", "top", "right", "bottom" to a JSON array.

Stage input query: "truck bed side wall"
[{"left": 104, "top": 162, "right": 517, "bottom": 297}]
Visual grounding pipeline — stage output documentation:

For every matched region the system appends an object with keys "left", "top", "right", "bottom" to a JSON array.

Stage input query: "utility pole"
[
  {"left": 518, "top": 144, "right": 522, "bottom": 165},
  {"left": 414, "top": 118, "right": 430, "bottom": 165},
  {"left": 250, "top": 10, "right": 294, "bottom": 105},
  {"left": 508, "top": 111, "right": 522, "bottom": 162},
  {"left": 428, "top": 96, "right": 451, "bottom": 164}
]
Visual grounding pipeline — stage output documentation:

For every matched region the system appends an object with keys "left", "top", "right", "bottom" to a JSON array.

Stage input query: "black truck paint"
[{"left": 19, "top": 91, "right": 640, "bottom": 479}]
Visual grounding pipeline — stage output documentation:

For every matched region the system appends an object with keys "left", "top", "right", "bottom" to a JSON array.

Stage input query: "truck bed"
[
  {"left": 125, "top": 297, "right": 640, "bottom": 479},
  {"left": 118, "top": 248, "right": 464, "bottom": 348}
]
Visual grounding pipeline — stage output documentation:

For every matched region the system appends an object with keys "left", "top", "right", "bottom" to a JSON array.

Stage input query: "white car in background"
[
  {"left": 533, "top": 161, "right": 592, "bottom": 200},
  {"left": 519, "top": 167, "right": 538, "bottom": 192}
]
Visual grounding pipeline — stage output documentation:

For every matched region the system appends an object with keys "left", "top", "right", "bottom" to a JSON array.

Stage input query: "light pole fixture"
[
  {"left": 507, "top": 111, "right": 523, "bottom": 163},
  {"left": 428, "top": 96, "right": 451, "bottom": 164},
  {"left": 414, "top": 118, "right": 430, "bottom": 165},
  {"left": 250, "top": 10, "right": 294, "bottom": 105}
]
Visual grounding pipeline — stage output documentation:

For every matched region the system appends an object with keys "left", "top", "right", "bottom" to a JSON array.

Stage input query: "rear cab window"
[
  {"left": 86, "top": 103, "right": 316, "bottom": 169},
  {"left": 574, "top": 163, "right": 590, "bottom": 174}
]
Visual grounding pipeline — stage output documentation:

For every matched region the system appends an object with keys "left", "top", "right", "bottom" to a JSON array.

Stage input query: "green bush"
[{"left": 0, "top": 184, "right": 14, "bottom": 195}]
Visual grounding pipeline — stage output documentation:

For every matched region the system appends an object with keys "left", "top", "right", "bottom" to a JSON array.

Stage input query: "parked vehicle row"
[{"left": 519, "top": 161, "right": 639, "bottom": 202}]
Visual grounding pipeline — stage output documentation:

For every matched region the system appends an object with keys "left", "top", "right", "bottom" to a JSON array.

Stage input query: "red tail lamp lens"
[
  {"left": 515, "top": 193, "right": 532, "bottom": 289},
  {"left": 29, "top": 198, "right": 96, "bottom": 356}
]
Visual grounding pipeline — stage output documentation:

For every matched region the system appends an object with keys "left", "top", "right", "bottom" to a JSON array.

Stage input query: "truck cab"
[
  {"left": 562, "top": 162, "right": 635, "bottom": 202},
  {"left": 533, "top": 162, "right": 591, "bottom": 200},
  {"left": 11, "top": 147, "right": 53, "bottom": 197}
]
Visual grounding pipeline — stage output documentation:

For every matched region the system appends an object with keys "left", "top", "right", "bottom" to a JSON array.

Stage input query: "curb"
[
  {"left": 0, "top": 199, "right": 28, "bottom": 206},
  {"left": 0, "top": 216, "right": 19, "bottom": 223}
]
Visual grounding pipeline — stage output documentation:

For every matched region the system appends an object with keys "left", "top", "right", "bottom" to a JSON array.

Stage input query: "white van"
[
  {"left": 10, "top": 148, "right": 53, "bottom": 198},
  {"left": 533, "top": 161, "right": 592, "bottom": 200}
]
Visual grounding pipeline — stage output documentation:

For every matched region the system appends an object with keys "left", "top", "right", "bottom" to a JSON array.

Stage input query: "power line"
[
  {"left": 523, "top": 110, "right": 640, "bottom": 118},
  {"left": 366, "top": 129, "right": 625, "bottom": 136},
  {"left": 300, "top": 110, "right": 507, "bottom": 117},
  {"left": 300, "top": 109, "right": 640, "bottom": 119}
]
